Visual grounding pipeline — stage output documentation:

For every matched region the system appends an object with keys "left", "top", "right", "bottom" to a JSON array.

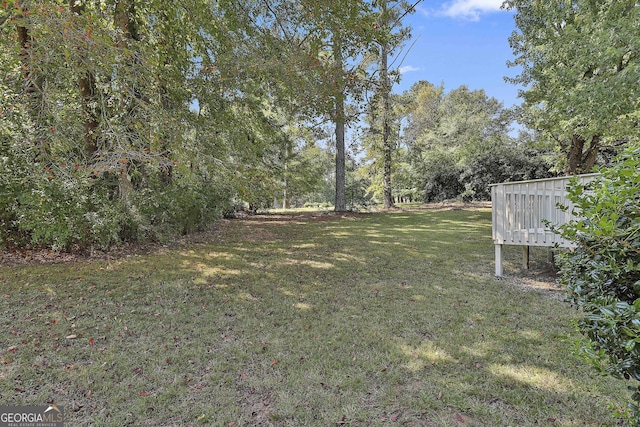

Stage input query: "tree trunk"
[
  {"left": 583, "top": 135, "right": 600, "bottom": 172},
  {"left": 335, "top": 103, "right": 346, "bottom": 211},
  {"left": 113, "top": 0, "right": 138, "bottom": 205},
  {"left": 77, "top": 72, "right": 100, "bottom": 156},
  {"left": 567, "top": 134, "right": 600, "bottom": 174},
  {"left": 333, "top": 39, "right": 346, "bottom": 212},
  {"left": 118, "top": 166, "right": 133, "bottom": 205},
  {"left": 15, "top": 9, "right": 47, "bottom": 158},
  {"left": 157, "top": 83, "right": 173, "bottom": 184},
  {"left": 16, "top": 16, "right": 43, "bottom": 110},
  {"left": 567, "top": 134, "right": 584, "bottom": 174},
  {"left": 380, "top": 1, "right": 394, "bottom": 209},
  {"left": 16, "top": 27, "right": 42, "bottom": 107},
  {"left": 114, "top": 0, "right": 138, "bottom": 42},
  {"left": 156, "top": 10, "right": 173, "bottom": 185},
  {"left": 69, "top": 0, "right": 100, "bottom": 157},
  {"left": 282, "top": 170, "right": 288, "bottom": 209}
]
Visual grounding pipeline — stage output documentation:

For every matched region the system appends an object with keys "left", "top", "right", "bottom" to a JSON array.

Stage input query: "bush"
[
  {"left": 420, "top": 145, "right": 553, "bottom": 202},
  {"left": 346, "top": 175, "right": 373, "bottom": 210},
  {"left": 137, "top": 179, "right": 233, "bottom": 238},
  {"left": 460, "top": 147, "right": 555, "bottom": 201},
  {"left": 0, "top": 161, "right": 30, "bottom": 248},
  {"left": 556, "top": 142, "right": 640, "bottom": 423},
  {"left": 424, "top": 168, "right": 464, "bottom": 202},
  {"left": 15, "top": 172, "right": 129, "bottom": 250}
]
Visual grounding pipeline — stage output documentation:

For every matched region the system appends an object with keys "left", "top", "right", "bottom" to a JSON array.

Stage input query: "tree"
[
  {"left": 401, "top": 83, "right": 526, "bottom": 201},
  {"left": 302, "top": 0, "right": 378, "bottom": 212},
  {"left": 68, "top": 0, "right": 100, "bottom": 156},
  {"left": 400, "top": 80, "right": 444, "bottom": 193},
  {"left": 370, "top": 0, "right": 418, "bottom": 209},
  {"left": 504, "top": 0, "right": 640, "bottom": 174},
  {"left": 361, "top": 92, "right": 405, "bottom": 204},
  {"left": 257, "top": 106, "right": 329, "bottom": 209},
  {"left": 403, "top": 81, "right": 444, "bottom": 148},
  {"left": 254, "top": 0, "right": 379, "bottom": 211},
  {"left": 286, "top": 142, "right": 333, "bottom": 207},
  {"left": 434, "top": 86, "right": 509, "bottom": 157}
]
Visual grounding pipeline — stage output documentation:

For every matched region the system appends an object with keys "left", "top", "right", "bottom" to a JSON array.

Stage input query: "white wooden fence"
[{"left": 490, "top": 174, "right": 599, "bottom": 276}]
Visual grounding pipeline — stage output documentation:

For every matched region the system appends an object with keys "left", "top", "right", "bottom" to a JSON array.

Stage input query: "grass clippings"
[{"left": 0, "top": 206, "right": 631, "bottom": 426}]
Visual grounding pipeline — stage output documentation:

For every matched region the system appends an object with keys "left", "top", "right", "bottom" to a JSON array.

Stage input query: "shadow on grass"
[{"left": 0, "top": 208, "right": 630, "bottom": 426}]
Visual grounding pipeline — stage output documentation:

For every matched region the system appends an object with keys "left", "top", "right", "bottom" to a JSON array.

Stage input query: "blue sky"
[{"left": 393, "top": 0, "right": 522, "bottom": 109}]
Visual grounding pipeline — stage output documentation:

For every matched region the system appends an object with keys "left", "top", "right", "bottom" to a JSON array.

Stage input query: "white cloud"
[
  {"left": 440, "top": 0, "right": 504, "bottom": 21},
  {"left": 399, "top": 65, "right": 421, "bottom": 75}
]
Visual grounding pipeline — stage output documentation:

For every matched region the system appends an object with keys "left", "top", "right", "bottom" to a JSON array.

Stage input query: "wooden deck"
[{"left": 490, "top": 174, "right": 599, "bottom": 276}]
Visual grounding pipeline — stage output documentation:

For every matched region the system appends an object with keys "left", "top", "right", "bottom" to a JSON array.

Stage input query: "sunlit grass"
[
  {"left": 489, "top": 363, "right": 575, "bottom": 392},
  {"left": 0, "top": 207, "right": 632, "bottom": 426}
]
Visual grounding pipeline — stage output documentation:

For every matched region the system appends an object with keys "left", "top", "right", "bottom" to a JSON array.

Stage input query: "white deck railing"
[{"left": 490, "top": 174, "right": 599, "bottom": 276}]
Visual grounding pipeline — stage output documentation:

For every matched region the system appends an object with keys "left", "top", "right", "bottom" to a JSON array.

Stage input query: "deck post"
[
  {"left": 495, "top": 244, "right": 503, "bottom": 277},
  {"left": 522, "top": 246, "right": 530, "bottom": 270}
]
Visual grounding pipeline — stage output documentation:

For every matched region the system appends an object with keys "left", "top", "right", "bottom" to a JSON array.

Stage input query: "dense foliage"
[
  {"left": 556, "top": 143, "right": 640, "bottom": 423},
  {"left": 1, "top": 1, "right": 268, "bottom": 248},
  {"left": 0, "top": 0, "right": 378, "bottom": 249}
]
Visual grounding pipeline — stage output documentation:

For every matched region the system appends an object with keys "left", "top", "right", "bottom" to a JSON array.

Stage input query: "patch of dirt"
[
  {"left": 0, "top": 245, "right": 146, "bottom": 267},
  {"left": 502, "top": 269, "right": 565, "bottom": 301},
  {"left": 238, "top": 387, "right": 276, "bottom": 427},
  {"left": 506, "top": 276, "right": 563, "bottom": 294},
  {"left": 0, "top": 233, "right": 206, "bottom": 267}
]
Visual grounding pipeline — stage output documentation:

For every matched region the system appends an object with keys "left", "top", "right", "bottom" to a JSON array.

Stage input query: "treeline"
[{"left": 1, "top": 1, "right": 637, "bottom": 251}]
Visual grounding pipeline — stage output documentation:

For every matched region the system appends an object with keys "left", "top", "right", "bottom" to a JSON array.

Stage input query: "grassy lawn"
[{"left": 0, "top": 207, "right": 631, "bottom": 426}]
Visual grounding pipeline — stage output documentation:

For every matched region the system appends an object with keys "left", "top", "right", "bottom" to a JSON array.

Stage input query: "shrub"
[
  {"left": 137, "top": 179, "right": 233, "bottom": 238},
  {"left": 460, "top": 147, "right": 555, "bottom": 201},
  {"left": 419, "top": 144, "right": 554, "bottom": 202},
  {"left": 423, "top": 162, "right": 465, "bottom": 202},
  {"left": 555, "top": 142, "right": 640, "bottom": 423},
  {"left": 15, "top": 171, "right": 128, "bottom": 250},
  {"left": 346, "top": 176, "right": 373, "bottom": 210}
]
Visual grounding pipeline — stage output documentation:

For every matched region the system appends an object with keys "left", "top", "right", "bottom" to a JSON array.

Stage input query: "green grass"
[{"left": 0, "top": 207, "right": 631, "bottom": 426}]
